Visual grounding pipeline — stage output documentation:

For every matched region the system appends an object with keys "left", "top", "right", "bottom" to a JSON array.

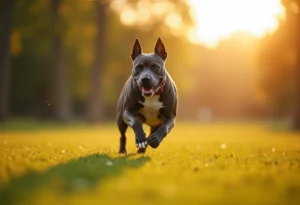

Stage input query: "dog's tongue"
[{"left": 141, "top": 87, "right": 154, "bottom": 96}]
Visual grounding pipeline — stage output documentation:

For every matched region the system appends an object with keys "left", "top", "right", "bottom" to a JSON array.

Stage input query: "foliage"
[
  {"left": 257, "top": 0, "right": 300, "bottom": 118},
  {"left": 3, "top": 0, "right": 299, "bottom": 121},
  {"left": 6, "top": 0, "right": 195, "bottom": 119}
]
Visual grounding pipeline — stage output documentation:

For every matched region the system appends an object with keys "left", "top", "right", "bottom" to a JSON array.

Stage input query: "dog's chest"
[{"left": 139, "top": 95, "right": 164, "bottom": 126}]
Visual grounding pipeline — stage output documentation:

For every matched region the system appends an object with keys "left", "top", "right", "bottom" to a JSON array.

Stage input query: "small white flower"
[{"left": 106, "top": 161, "right": 113, "bottom": 166}]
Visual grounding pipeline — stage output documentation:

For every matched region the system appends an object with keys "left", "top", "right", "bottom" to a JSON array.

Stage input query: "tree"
[
  {"left": 0, "top": 0, "right": 14, "bottom": 121},
  {"left": 283, "top": 0, "right": 300, "bottom": 129},
  {"left": 51, "top": 0, "right": 71, "bottom": 121},
  {"left": 85, "top": 1, "right": 108, "bottom": 122},
  {"left": 258, "top": 0, "right": 300, "bottom": 129}
]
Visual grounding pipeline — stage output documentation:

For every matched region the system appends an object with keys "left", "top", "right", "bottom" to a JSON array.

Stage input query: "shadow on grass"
[{"left": 0, "top": 153, "right": 150, "bottom": 204}]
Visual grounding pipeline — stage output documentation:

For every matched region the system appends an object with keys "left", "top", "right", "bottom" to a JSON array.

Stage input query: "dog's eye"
[
  {"left": 135, "top": 65, "right": 143, "bottom": 72},
  {"left": 151, "top": 64, "right": 160, "bottom": 72}
]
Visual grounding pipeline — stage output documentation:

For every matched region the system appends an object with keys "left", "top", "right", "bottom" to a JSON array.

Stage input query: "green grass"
[{"left": 0, "top": 121, "right": 300, "bottom": 205}]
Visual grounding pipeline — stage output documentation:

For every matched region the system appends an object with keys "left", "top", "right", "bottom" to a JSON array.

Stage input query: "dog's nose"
[{"left": 142, "top": 77, "right": 150, "bottom": 84}]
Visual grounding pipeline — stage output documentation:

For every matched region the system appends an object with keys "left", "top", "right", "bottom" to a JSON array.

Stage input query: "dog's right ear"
[
  {"left": 154, "top": 38, "right": 167, "bottom": 61},
  {"left": 131, "top": 39, "right": 142, "bottom": 61}
]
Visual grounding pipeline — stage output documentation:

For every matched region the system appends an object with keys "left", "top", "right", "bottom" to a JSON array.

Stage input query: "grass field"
[{"left": 0, "top": 120, "right": 300, "bottom": 205}]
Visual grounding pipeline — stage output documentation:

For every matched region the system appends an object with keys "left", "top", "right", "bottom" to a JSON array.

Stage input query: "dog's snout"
[{"left": 142, "top": 77, "right": 150, "bottom": 84}]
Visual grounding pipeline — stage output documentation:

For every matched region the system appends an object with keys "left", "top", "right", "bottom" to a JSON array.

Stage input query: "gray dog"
[{"left": 117, "top": 38, "right": 177, "bottom": 154}]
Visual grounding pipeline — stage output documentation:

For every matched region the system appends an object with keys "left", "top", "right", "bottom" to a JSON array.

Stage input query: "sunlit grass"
[{"left": 0, "top": 121, "right": 300, "bottom": 205}]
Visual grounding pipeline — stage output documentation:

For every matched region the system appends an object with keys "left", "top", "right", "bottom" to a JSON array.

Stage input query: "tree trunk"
[
  {"left": 85, "top": 2, "right": 107, "bottom": 123},
  {"left": 291, "top": 14, "right": 300, "bottom": 130},
  {"left": 0, "top": 0, "right": 14, "bottom": 121},
  {"left": 292, "top": 67, "right": 300, "bottom": 130},
  {"left": 51, "top": 0, "right": 71, "bottom": 121}
]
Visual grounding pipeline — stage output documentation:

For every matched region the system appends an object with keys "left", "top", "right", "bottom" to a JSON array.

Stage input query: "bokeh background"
[{"left": 0, "top": 0, "right": 299, "bottom": 129}]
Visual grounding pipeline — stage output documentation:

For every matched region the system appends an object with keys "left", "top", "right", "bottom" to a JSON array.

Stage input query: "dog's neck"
[{"left": 153, "top": 76, "right": 166, "bottom": 95}]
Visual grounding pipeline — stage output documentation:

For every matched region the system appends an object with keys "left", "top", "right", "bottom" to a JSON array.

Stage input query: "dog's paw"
[
  {"left": 136, "top": 141, "right": 147, "bottom": 149},
  {"left": 136, "top": 136, "right": 147, "bottom": 149},
  {"left": 137, "top": 148, "right": 146, "bottom": 154},
  {"left": 147, "top": 134, "right": 162, "bottom": 148},
  {"left": 119, "top": 147, "right": 127, "bottom": 154}
]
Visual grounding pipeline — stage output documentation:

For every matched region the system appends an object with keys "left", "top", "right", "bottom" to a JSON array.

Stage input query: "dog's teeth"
[
  {"left": 145, "top": 141, "right": 147, "bottom": 145},
  {"left": 139, "top": 143, "right": 142, "bottom": 148},
  {"left": 141, "top": 142, "right": 145, "bottom": 148}
]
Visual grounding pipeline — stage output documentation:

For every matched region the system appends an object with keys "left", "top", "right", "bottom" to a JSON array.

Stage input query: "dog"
[{"left": 117, "top": 38, "right": 177, "bottom": 154}]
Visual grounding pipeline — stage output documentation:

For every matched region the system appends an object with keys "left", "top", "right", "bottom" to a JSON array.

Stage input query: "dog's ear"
[
  {"left": 154, "top": 38, "right": 167, "bottom": 61},
  {"left": 131, "top": 39, "right": 142, "bottom": 61}
]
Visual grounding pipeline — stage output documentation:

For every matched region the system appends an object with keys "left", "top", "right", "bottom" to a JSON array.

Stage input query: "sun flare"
[{"left": 187, "top": 0, "right": 285, "bottom": 48}]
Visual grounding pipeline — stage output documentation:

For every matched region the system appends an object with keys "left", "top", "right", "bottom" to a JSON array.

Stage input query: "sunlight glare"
[
  {"left": 120, "top": 8, "right": 136, "bottom": 26},
  {"left": 136, "top": 8, "right": 152, "bottom": 25},
  {"left": 150, "top": 1, "right": 175, "bottom": 16},
  {"left": 165, "top": 12, "right": 182, "bottom": 29},
  {"left": 187, "top": 0, "right": 285, "bottom": 48}
]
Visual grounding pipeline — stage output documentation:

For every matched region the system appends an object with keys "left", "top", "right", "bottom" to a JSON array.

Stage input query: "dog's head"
[{"left": 131, "top": 38, "right": 167, "bottom": 97}]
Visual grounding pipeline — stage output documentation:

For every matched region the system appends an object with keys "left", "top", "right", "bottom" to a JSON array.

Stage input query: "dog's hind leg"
[
  {"left": 137, "top": 126, "right": 159, "bottom": 154},
  {"left": 118, "top": 117, "right": 128, "bottom": 154}
]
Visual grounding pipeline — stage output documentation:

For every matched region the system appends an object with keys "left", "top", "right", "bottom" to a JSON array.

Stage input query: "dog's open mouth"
[{"left": 140, "top": 87, "right": 155, "bottom": 97}]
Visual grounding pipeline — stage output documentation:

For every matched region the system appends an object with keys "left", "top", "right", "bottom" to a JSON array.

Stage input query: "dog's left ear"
[{"left": 154, "top": 38, "right": 167, "bottom": 61}]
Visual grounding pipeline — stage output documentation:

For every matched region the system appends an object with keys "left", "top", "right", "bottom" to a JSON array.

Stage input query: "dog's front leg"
[
  {"left": 123, "top": 109, "right": 147, "bottom": 149},
  {"left": 148, "top": 116, "right": 175, "bottom": 148}
]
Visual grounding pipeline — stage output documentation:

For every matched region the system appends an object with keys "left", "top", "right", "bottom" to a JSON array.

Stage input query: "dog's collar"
[{"left": 154, "top": 76, "right": 166, "bottom": 95}]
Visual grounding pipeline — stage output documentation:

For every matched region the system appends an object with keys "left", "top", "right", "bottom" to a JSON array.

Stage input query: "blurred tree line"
[
  {"left": 258, "top": 0, "right": 300, "bottom": 129},
  {"left": 0, "top": 0, "right": 193, "bottom": 122},
  {"left": 0, "top": 0, "right": 299, "bottom": 130}
]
